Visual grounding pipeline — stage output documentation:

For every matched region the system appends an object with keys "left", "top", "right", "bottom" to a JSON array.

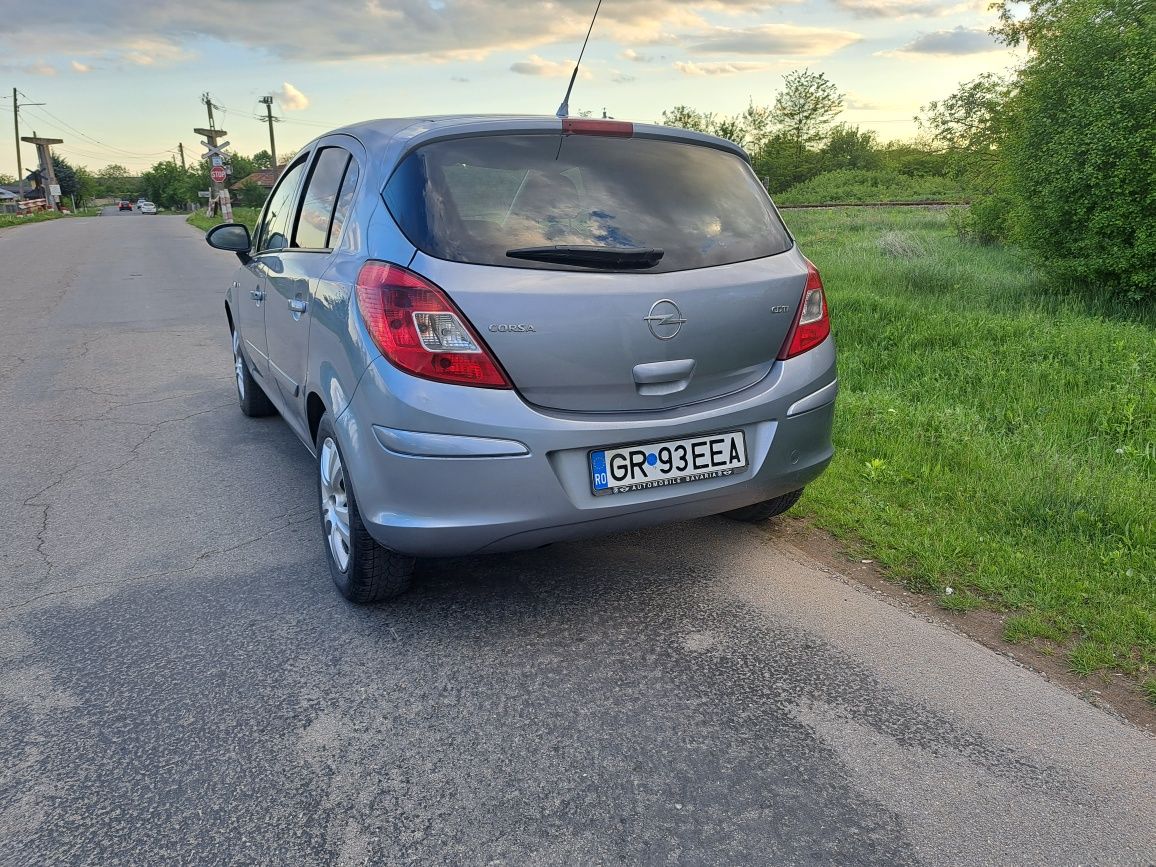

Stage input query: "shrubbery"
[{"left": 774, "top": 169, "right": 969, "bottom": 206}]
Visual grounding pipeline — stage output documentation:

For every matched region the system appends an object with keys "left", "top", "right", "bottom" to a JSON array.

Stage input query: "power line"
[{"left": 18, "top": 102, "right": 175, "bottom": 158}]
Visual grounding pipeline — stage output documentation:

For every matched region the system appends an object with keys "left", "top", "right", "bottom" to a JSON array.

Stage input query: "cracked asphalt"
[{"left": 2, "top": 212, "right": 1154, "bottom": 866}]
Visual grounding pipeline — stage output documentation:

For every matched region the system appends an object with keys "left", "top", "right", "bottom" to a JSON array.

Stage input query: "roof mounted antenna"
[{"left": 556, "top": 0, "right": 604, "bottom": 118}]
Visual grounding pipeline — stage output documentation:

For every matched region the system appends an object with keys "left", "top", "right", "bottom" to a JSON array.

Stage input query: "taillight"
[
  {"left": 355, "top": 261, "right": 511, "bottom": 388},
  {"left": 778, "top": 259, "right": 831, "bottom": 360}
]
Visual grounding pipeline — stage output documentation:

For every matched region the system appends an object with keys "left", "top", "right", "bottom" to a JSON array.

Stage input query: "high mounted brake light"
[
  {"left": 355, "top": 262, "right": 511, "bottom": 388},
  {"left": 777, "top": 259, "right": 831, "bottom": 360},
  {"left": 562, "top": 118, "right": 634, "bottom": 137}
]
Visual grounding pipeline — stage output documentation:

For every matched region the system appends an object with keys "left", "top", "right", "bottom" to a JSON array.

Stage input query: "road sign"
[
  {"left": 197, "top": 191, "right": 211, "bottom": 198},
  {"left": 210, "top": 166, "right": 227, "bottom": 184},
  {"left": 211, "top": 155, "right": 223, "bottom": 167},
  {"left": 49, "top": 184, "right": 62, "bottom": 197},
  {"left": 200, "top": 140, "right": 231, "bottom": 158}
]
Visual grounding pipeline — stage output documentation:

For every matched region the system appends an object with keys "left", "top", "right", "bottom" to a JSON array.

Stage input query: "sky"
[{"left": 0, "top": 0, "right": 1021, "bottom": 178}]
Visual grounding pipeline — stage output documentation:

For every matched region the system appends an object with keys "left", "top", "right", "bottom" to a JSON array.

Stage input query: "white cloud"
[
  {"left": 882, "top": 26, "right": 1001, "bottom": 56},
  {"left": 510, "top": 55, "right": 591, "bottom": 79},
  {"left": 621, "top": 48, "right": 656, "bottom": 63},
  {"left": 276, "top": 81, "right": 310, "bottom": 111},
  {"left": 674, "top": 61, "right": 771, "bottom": 76},
  {"left": 23, "top": 60, "right": 56, "bottom": 76},
  {"left": 69, "top": 60, "right": 91, "bottom": 73},
  {"left": 832, "top": 0, "right": 983, "bottom": 18},
  {"left": 0, "top": 1, "right": 789, "bottom": 67},
  {"left": 684, "top": 24, "right": 862, "bottom": 56}
]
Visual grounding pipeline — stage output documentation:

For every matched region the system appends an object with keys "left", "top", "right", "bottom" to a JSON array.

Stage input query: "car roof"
[{"left": 306, "top": 115, "right": 749, "bottom": 164}]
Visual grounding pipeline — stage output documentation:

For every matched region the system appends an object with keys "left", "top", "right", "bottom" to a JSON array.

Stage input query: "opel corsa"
[{"left": 206, "top": 116, "right": 837, "bottom": 602}]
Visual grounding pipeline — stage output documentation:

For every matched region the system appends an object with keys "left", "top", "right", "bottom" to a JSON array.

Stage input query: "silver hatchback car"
[{"left": 206, "top": 115, "right": 836, "bottom": 602}]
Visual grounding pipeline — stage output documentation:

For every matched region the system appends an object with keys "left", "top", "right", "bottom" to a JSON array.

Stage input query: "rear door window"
[
  {"left": 293, "top": 147, "right": 352, "bottom": 250},
  {"left": 384, "top": 133, "right": 792, "bottom": 273}
]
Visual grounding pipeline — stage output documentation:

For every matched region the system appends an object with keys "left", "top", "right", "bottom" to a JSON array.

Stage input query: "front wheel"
[
  {"left": 316, "top": 414, "right": 415, "bottom": 603},
  {"left": 722, "top": 488, "right": 804, "bottom": 523},
  {"left": 232, "top": 328, "right": 275, "bottom": 418}
]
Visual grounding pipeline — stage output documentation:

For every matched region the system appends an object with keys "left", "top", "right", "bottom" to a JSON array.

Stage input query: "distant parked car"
[
  {"left": 118, "top": 200, "right": 132, "bottom": 211},
  {"left": 139, "top": 202, "right": 157, "bottom": 215},
  {"left": 205, "top": 116, "right": 836, "bottom": 603}
]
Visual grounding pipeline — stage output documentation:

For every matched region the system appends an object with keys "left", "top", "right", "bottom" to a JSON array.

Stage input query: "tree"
[
  {"left": 918, "top": 73, "right": 1013, "bottom": 178},
  {"left": 51, "top": 154, "right": 80, "bottom": 201},
  {"left": 820, "top": 125, "right": 881, "bottom": 172},
  {"left": 139, "top": 160, "right": 196, "bottom": 209},
  {"left": 251, "top": 149, "right": 275, "bottom": 170},
  {"left": 660, "top": 105, "right": 718, "bottom": 135},
  {"left": 998, "top": 0, "right": 1156, "bottom": 298},
  {"left": 73, "top": 165, "right": 96, "bottom": 204},
  {"left": 772, "top": 69, "right": 843, "bottom": 156},
  {"left": 94, "top": 164, "right": 139, "bottom": 199},
  {"left": 0, "top": 172, "right": 15, "bottom": 185}
]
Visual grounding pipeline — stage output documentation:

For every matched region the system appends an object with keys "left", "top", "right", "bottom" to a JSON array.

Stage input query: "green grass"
[
  {"left": 787, "top": 207, "right": 1155, "bottom": 688},
  {"left": 186, "top": 207, "right": 261, "bottom": 233},
  {"left": 775, "top": 169, "right": 971, "bottom": 206},
  {"left": 0, "top": 208, "right": 99, "bottom": 229}
]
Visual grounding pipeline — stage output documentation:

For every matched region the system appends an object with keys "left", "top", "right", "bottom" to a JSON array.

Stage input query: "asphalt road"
[{"left": 1, "top": 212, "right": 1153, "bottom": 866}]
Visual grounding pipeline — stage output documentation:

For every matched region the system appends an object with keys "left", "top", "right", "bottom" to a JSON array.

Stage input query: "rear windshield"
[{"left": 383, "top": 133, "right": 793, "bottom": 273}]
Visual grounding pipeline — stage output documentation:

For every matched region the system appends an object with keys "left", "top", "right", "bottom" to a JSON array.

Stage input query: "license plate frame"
[{"left": 589, "top": 430, "right": 748, "bottom": 496}]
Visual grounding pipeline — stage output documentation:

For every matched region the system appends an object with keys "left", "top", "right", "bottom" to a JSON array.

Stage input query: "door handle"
[
  {"left": 288, "top": 298, "right": 308, "bottom": 314},
  {"left": 249, "top": 288, "right": 265, "bottom": 301}
]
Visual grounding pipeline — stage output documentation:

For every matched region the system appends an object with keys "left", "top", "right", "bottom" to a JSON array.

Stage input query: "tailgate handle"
[{"left": 633, "top": 359, "right": 696, "bottom": 396}]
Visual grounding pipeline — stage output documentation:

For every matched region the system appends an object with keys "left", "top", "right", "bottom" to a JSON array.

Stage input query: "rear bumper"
[{"left": 335, "top": 337, "right": 836, "bottom": 557}]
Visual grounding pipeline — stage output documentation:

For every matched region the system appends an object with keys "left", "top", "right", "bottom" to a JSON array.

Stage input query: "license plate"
[{"left": 590, "top": 431, "right": 747, "bottom": 496}]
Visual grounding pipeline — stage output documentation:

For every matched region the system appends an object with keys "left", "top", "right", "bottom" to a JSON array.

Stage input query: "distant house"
[
  {"left": 0, "top": 187, "right": 19, "bottom": 214},
  {"left": 230, "top": 166, "right": 284, "bottom": 193},
  {"left": 230, "top": 165, "right": 284, "bottom": 207}
]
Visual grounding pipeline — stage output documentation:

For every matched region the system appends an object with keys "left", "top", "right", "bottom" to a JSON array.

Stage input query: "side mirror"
[{"left": 205, "top": 223, "right": 252, "bottom": 263}]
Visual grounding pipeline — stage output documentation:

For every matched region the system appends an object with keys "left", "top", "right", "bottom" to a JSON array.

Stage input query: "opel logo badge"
[{"left": 643, "top": 299, "right": 686, "bottom": 340}]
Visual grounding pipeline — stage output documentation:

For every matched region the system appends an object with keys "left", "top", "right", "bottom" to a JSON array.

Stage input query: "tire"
[
  {"left": 231, "top": 327, "right": 276, "bottom": 418},
  {"left": 316, "top": 413, "right": 415, "bottom": 603},
  {"left": 723, "top": 488, "right": 804, "bottom": 523}
]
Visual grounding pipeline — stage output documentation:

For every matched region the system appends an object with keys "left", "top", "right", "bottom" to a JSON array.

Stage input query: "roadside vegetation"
[
  {"left": 187, "top": 207, "right": 261, "bottom": 233},
  {"left": 789, "top": 205, "right": 1154, "bottom": 687},
  {"left": 0, "top": 208, "right": 99, "bottom": 229}
]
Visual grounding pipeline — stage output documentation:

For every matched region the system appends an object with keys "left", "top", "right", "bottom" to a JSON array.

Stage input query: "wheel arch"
[{"left": 307, "top": 390, "right": 327, "bottom": 447}]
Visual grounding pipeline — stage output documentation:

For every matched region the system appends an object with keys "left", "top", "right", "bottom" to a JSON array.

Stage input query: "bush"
[
  {"left": 773, "top": 169, "right": 969, "bottom": 206},
  {"left": 1003, "top": 0, "right": 1156, "bottom": 300},
  {"left": 948, "top": 195, "right": 1016, "bottom": 245}
]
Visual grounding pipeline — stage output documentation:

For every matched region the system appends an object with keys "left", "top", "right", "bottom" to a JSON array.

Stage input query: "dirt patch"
[{"left": 765, "top": 516, "right": 1155, "bottom": 733}]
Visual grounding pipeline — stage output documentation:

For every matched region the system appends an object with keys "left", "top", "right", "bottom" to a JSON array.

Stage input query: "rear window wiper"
[{"left": 505, "top": 244, "right": 664, "bottom": 269}]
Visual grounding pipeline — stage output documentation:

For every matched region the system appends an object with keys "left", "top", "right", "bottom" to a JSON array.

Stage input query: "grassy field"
[
  {"left": 187, "top": 207, "right": 261, "bottom": 233},
  {"left": 786, "top": 207, "right": 1154, "bottom": 694}
]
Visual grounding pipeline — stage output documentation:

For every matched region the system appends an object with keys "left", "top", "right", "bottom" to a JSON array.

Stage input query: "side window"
[
  {"left": 327, "top": 158, "right": 360, "bottom": 247},
  {"left": 255, "top": 157, "right": 308, "bottom": 253},
  {"left": 293, "top": 148, "right": 351, "bottom": 250}
]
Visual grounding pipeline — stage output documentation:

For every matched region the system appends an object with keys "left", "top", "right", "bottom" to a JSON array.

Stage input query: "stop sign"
[{"left": 210, "top": 165, "right": 227, "bottom": 184}]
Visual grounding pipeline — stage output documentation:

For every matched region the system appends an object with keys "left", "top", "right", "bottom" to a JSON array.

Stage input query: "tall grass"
[{"left": 788, "top": 207, "right": 1155, "bottom": 682}]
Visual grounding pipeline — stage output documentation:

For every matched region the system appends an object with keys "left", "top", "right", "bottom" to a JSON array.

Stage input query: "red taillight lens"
[
  {"left": 777, "top": 259, "right": 831, "bottom": 360},
  {"left": 355, "top": 261, "right": 511, "bottom": 388}
]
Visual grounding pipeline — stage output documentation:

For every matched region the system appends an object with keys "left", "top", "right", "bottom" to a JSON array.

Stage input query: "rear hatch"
[{"left": 385, "top": 127, "right": 806, "bottom": 413}]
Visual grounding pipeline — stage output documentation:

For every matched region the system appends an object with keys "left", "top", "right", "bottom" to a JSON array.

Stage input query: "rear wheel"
[
  {"left": 723, "top": 488, "right": 804, "bottom": 523},
  {"left": 316, "top": 414, "right": 415, "bottom": 603},
  {"left": 232, "top": 328, "right": 276, "bottom": 417}
]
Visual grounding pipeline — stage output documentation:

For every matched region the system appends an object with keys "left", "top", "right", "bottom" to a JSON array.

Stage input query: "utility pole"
[
  {"left": 21, "top": 131, "right": 64, "bottom": 211},
  {"left": 196, "top": 93, "right": 231, "bottom": 221},
  {"left": 177, "top": 142, "right": 186, "bottom": 170},
  {"left": 11, "top": 89, "right": 45, "bottom": 198},
  {"left": 258, "top": 95, "right": 278, "bottom": 167}
]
